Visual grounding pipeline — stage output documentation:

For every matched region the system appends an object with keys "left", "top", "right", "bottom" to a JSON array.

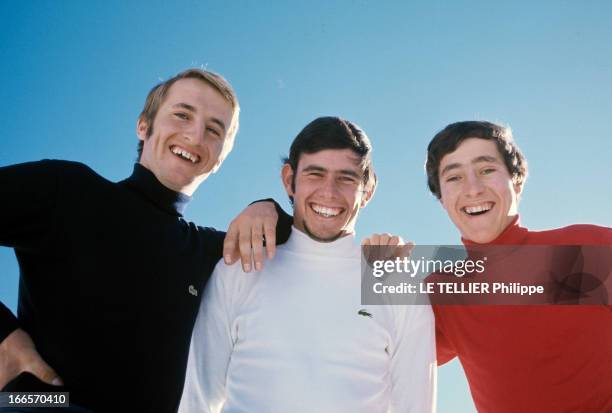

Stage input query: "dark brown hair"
[{"left": 425, "top": 120, "right": 528, "bottom": 199}]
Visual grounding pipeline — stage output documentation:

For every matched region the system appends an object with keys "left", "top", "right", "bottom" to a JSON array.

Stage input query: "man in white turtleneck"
[{"left": 179, "top": 117, "right": 436, "bottom": 413}]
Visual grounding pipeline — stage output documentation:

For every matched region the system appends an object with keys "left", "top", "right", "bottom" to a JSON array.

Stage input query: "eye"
[
  {"left": 445, "top": 175, "right": 461, "bottom": 183},
  {"left": 206, "top": 127, "right": 221, "bottom": 137},
  {"left": 174, "top": 112, "right": 189, "bottom": 120},
  {"left": 306, "top": 171, "right": 324, "bottom": 178},
  {"left": 481, "top": 167, "right": 496, "bottom": 175},
  {"left": 339, "top": 176, "right": 358, "bottom": 184}
]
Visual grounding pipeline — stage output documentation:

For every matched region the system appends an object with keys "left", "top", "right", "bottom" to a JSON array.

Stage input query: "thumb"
[{"left": 25, "top": 354, "right": 63, "bottom": 386}]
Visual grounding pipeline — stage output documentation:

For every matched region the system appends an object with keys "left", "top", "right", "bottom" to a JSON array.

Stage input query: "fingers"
[
  {"left": 240, "top": 217, "right": 276, "bottom": 272},
  {"left": 405, "top": 241, "right": 415, "bottom": 254},
  {"left": 225, "top": 217, "right": 260, "bottom": 273},
  {"left": 238, "top": 222, "right": 253, "bottom": 272},
  {"left": 259, "top": 201, "right": 279, "bottom": 260},
  {"left": 362, "top": 233, "right": 385, "bottom": 265},
  {"left": 388, "top": 235, "right": 404, "bottom": 246},
  {"left": 224, "top": 218, "right": 257, "bottom": 271},
  {"left": 251, "top": 223, "right": 265, "bottom": 272},
  {"left": 263, "top": 216, "right": 277, "bottom": 260},
  {"left": 362, "top": 233, "right": 401, "bottom": 246},
  {"left": 0, "top": 329, "right": 63, "bottom": 389},
  {"left": 225, "top": 201, "right": 279, "bottom": 272},
  {"left": 379, "top": 233, "right": 391, "bottom": 245},
  {"left": 223, "top": 222, "right": 240, "bottom": 265},
  {"left": 264, "top": 223, "right": 276, "bottom": 260},
  {"left": 25, "top": 354, "right": 63, "bottom": 386},
  {"left": 361, "top": 233, "right": 412, "bottom": 264}
]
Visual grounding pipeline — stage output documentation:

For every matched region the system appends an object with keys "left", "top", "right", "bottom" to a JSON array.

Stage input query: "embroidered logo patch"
[
  {"left": 358, "top": 309, "right": 372, "bottom": 318},
  {"left": 188, "top": 285, "right": 198, "bottom": 297}
]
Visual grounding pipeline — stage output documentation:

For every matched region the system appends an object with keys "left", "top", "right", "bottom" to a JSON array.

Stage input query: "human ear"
[
  {"left": 514, "top": 181, "right": 523, "bottom": 202},
  {"left": 360, "top": 181, "right": 377, "bottom": 208},
  {"left": 136, "top": 118, "right": 149, "bottom": 141},
  {"left": 514, "top": 181, "right": 523, "bottom": 195},
  {"left": 281, "top": 164, "right": 295, "bottom": 197}
]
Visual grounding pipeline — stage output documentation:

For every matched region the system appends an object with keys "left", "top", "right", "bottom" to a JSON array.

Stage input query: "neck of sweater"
[
  {"left": 119, "top": 163, "right": 191, "bottom": 217},
  {"left": 462, "top": 215, "right": 529, "bottom": 246},
  {"left": 285, "top": 226, "right": 358, "bottom": 258}
]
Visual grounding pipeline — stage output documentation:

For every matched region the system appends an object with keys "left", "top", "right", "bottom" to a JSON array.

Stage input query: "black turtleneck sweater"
[{"left": 0, "top": 160, "right": 291, "bottom": 412}]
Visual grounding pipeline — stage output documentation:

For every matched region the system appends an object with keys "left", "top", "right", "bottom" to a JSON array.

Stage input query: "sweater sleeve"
[
  {"left": 0, "top": 160, "right": 61, "bottom": 342},
  {"left": 0, "top": 160, "right": 60, "bottom": 251},
  {"left": 0, "top": 302, "right": 19, "bottom": 343},
  {"left": 389, "top": 304, "right": 437, "bottom": 413},
  {"left": 178, "top": 261, "right": 236, "bottom": 413}
]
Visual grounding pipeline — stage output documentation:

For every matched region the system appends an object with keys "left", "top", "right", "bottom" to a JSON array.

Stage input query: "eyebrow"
[
  {"left": 172, "top": 102, "right": 196, "bottom": 112},
  {"left": 171, "top": 102, "right": 227, "bottom": 132},
  {"left": 302, "top": 165, "right": 362, "bottom": 179},
  {"left": 441, "top": 155, "right": 500, "bottom": 175}
]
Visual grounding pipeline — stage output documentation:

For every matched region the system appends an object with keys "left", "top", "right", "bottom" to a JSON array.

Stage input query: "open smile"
[
  {"left": 170, "top": 145, "right": 200, "bottom": 164},
  {"left": 462, "top": 202, "right": 494, "bottom": 216},
  {"left": 310, "top": 202, "right": 344, "bottom": 218}
]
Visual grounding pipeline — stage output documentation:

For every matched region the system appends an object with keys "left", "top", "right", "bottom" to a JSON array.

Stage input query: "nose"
[
  {"left": 317, "top": 176, "right": 339, "bottom": 198},
  {"left": 184, "top": 120, "right": 207, "bottom": 146},
  {"left": 464, "top": 171, "right": 485, "bottom": 197}
]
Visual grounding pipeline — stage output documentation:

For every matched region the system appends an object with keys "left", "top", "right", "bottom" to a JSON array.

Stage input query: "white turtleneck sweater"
[{"left": 179, "top": 228, "right": 436, "bottom": 413}]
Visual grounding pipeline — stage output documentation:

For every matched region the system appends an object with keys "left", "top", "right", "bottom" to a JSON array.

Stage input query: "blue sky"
[{"left": 1, "top": 1, "right": 611, "bottom": 411}]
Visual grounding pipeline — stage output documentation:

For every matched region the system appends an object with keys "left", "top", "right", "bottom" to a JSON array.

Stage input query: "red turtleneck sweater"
[{"left": 434, "top": 217, "right": 612, "bottom": 413}]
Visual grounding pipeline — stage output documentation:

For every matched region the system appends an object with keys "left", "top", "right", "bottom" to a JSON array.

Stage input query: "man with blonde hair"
[{"left": 0, "top": 68, "right": 291, "bottom": 412}]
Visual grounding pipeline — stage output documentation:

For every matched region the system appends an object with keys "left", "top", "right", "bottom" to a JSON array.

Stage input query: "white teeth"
[
  {"left": 312, "top": 204, "right": 341, "bottom": 218},
  {"left": 464, "top": 203, "right": 492, "bottom": 215},
  {"left": 171, "top": 146, "right": 198, "bottom": 163}
]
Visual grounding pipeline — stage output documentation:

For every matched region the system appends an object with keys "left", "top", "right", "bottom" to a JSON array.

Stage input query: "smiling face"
[
  {"left": 137, "top": 77, "right": 234, "bottom": 195},
  {"left": 438, "top": 138, "right": 522, "bottom": 243},
  {"left": 282, "top": 148, "right": 373, "bottom": 242}
]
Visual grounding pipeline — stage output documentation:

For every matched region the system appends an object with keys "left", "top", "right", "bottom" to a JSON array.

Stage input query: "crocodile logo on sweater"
[
  {"left": 358, "top": 309, "right": 373, "bottom": 318},
  {"left": 188, "top": 285, "right": 198, "bottom": 297}
]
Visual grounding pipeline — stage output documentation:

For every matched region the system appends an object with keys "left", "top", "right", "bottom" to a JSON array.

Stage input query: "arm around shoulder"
[{"left": 222, "top": 198, "right": 293, "bottom": 272}]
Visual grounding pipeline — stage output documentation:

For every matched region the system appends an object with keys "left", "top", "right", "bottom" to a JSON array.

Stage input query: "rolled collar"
[{"left": 119, "top": 163, "right": 191, "bottom": 217}]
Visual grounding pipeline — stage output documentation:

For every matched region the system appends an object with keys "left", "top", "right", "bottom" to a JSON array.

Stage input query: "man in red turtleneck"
[{"left": 425, "top": 121, "right": 612, "bottom": 412}]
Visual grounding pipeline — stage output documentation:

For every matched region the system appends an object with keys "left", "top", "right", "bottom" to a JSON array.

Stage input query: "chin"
[{"left": 304, "top": 224, "right": 345, "bottom": 242}]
